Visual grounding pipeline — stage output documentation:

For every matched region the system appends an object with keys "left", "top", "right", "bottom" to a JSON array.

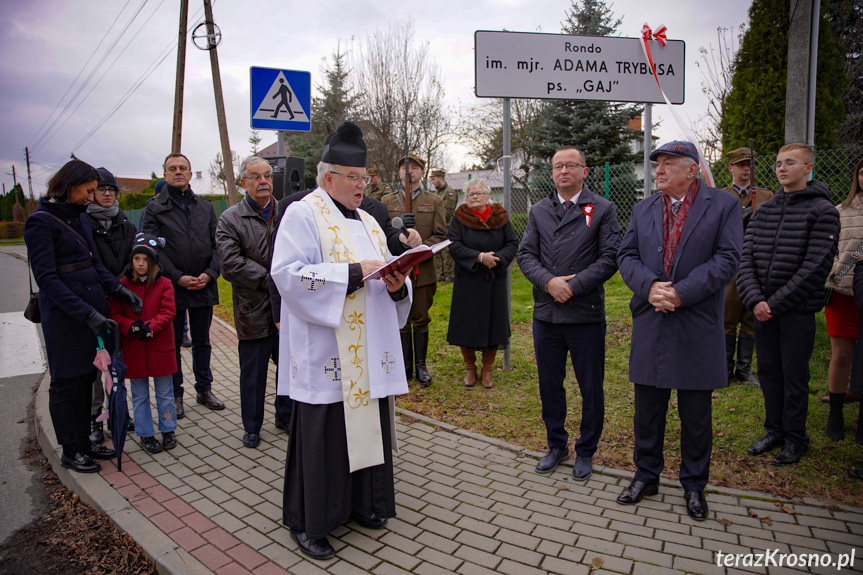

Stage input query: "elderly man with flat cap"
[
  {"left": 271, "top": 121, "right": 413, "bottom": 560},
  {"left": 365, "top": 167, "right": 390, "bottom": 201},
  {"left": 617, "top": 140, "right": 742, "bottom": 521},
  {"left": 382, "top": 154, "right": 447, "bottom": 386},
  {"left": 723, "top": 147, "right": 773, "bottom": 386}
]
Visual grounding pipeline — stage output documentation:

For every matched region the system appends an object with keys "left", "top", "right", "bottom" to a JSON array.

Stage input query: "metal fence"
[{"left": 428, "top": 146, "right": 862, "bottom": 240}]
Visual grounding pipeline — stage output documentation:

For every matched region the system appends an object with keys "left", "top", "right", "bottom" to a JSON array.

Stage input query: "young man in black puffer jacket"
[{"left": 737, "top": 143, "right": 839, "bottom": 466}]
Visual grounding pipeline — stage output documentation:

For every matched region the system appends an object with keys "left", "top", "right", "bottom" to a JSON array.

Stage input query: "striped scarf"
[{"left": 662, "top": 179, "right": 699, "bottom": 277}]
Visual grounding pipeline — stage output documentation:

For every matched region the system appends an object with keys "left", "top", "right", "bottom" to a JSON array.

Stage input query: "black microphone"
[{"left": 392, "top": 216, "right": 410, "bottom": 242}]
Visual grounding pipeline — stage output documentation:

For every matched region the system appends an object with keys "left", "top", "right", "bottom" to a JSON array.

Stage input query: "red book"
[{"left": 362, "top": 240, "right": 452, "bottom": 282}]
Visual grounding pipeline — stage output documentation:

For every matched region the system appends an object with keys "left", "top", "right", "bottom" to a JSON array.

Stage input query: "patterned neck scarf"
[{"left": 662, "top": 179, "right": 699, "bottom": 277}]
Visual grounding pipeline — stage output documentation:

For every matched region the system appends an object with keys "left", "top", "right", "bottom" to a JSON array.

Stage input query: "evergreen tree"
[
  {"left": 286, "top": 45, "right": 357, "bottom": 188},
  {"left": 525, "top": 0, "right": 640, "bottom": 171},
  {"left": 827, "top": 0, "right": 863, "bottom": 146},
  {"left": 720, "top": 0, "right": 847, "bottom": 152},
  {"left": 248, "top": 130, "right": 262, "bottom": 155}
]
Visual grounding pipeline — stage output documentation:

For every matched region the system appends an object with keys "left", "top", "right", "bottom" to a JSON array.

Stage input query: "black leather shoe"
[
  {"left": 535, "top": 447, "right": 569, "bottom": 474},
  {"left": 772, "top": 443, "right": 806, "bottom": 466},
  {"left": 86, "top": 444, "right": 116, "bottom": 460},
  {"left": 89, "top": 417, "right": 104, "bottom": 444},
  {"left": 572, "top": 456, "right": 593, "bottom": 482},
  {"left": 290, "top": 531, "right": 335, "bottom": 560},
  {"left": 747, "top": 434, "right": 784, "bottom": 456},
  {"left": 242, "top": 432, "right": 260, "bottom": 448},
  {"left": 175, "top": 397, "right": 185, "bottom": 419},
  {"left": 162, "top": 431, "right": 177, "bottom": 450},
  {"left": 616, "top": 480, "right": 659, "bottom": 505},
  {"left": 351, "top": 512, "right": 388, "bottom": 530},
  {"left": 196, "top": 391, "right": 225, "bottom": 410},
  {"left": 274, "top": 418, "right": 287, "bottom": 431},
  {"left": 61, "top": 452, "right": 101, "bottom": 473},
  {"left": 684, "top": 490, "right": 709, "bottom": 520}
]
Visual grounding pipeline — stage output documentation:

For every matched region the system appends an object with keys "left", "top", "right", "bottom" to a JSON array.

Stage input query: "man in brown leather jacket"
[
  {"left": 216, "top": 156, "right": 292, "bottom": 448},
  {"left": 723, "top": 147, "right": 773, "bottom": 386},
  {"left": 382, "top": 154, "right": 447, "bottom": 386}
]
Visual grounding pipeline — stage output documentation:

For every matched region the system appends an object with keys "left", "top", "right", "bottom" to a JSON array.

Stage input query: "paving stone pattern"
[{"left": 93, "top": 319, "right": 863, "bottom": 574}]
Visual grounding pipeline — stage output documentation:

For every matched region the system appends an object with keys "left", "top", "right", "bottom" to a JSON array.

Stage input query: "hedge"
[{"left": 0, "top": 222, "right": 24, "bottom": 239}]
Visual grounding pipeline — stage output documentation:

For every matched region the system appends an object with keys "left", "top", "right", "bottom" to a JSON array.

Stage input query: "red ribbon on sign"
[{"left": 640, "top": 23, "right": 715, "bottom": 187}]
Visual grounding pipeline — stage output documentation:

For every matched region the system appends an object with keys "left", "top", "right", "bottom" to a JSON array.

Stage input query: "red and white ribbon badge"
[
  {"left": 583, "top": 204, "right": 595, "bottom": 227},
  {"left": 640, "top": 23, "right": 715, "bottom": 187}
]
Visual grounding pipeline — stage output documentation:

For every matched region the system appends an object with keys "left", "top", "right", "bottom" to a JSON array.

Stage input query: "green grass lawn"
[{"left": 217, "top": 268, "right": 863, "bottom": 506}]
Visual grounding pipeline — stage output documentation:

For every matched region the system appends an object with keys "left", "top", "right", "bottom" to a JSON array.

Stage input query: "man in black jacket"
[
  {"left": 737, "top": 143, "right": 839, "bottom": 465},
  {"left": 517, "top": 146, "right": 621, "bottom": 482},
  {"left": 216, "top": 156, "right": 293, "bottom": 447},
  {"left": 141, "top": 153, "right": 224, "bottom": 418}
]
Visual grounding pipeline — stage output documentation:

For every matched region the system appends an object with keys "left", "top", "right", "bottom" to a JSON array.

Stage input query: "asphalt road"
[{"left": 0, "top": 246, "right": 49, "bottom": 545}]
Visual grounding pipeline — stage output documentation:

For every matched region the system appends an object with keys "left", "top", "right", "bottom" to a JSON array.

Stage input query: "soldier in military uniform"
[
  {"left": 431, "top": 169, "right": 457, "bottom": 283},
  {"left": 724, "top": 147, "right": 774, "bottom": 385},
  {"left": 382, "top": 155, "right": 447, "bottom": 386},
  {"left": 365, "top": 167, "right": 391, "bottom": 201}
]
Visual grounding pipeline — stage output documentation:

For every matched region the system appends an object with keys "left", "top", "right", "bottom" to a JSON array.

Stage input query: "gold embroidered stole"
[{"left": 303, "top": 191, "right": 388, "bottom": 472}]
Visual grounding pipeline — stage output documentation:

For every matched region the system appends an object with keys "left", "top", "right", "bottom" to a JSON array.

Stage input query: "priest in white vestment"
[{"left": 271, "top": 121, "right": 412, "bottom": 560}]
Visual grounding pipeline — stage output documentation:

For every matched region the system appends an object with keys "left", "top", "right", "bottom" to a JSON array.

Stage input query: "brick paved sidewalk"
[{"left": 37, "top": 318, "right": 863, "bottom": 575}]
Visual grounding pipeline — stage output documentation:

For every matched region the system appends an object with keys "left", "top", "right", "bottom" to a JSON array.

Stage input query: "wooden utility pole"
[
  {"left": 10, "top": 165, "right": 17, "bottom": 187},
  {"left": 171, "top": 0, "right": 189, "bottom": 153},
  {"left": 202, "top": 0, "right": 237, "bottom": 205},
  {"left": 24, "top": 147, "right": 34, "bottom": 200}
]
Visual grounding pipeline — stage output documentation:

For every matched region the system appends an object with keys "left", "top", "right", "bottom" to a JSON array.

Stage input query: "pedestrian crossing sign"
[{"left": 250, "top": 67, "right": 311, "bottom": 131}]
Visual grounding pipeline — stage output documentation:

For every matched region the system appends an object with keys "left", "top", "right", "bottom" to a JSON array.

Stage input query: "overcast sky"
[{"left": 0, "top": 0, "right": 754, "bottom": 196}]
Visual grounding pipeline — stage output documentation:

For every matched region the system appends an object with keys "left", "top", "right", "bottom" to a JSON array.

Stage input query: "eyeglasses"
[
  {"left": 96, "top": 187, "right": 117, "bottom": 196},
  {"left": 330, "top": 171, "right": 371, "bottom": 185},
  {"left": 467, "top": 191, "right": 489, "bottom": 197},
  {"left": 774, "top": 160, "right": 808, "bottom": 170},
  {"left": 552, "top": 163, "right": 586, "bottom": 171},
  {"left": 245, "top": 173, "right": 273, "bottom": 181}
]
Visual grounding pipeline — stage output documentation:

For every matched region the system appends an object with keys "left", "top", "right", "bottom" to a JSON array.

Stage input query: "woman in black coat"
[
  {"left": 86, "top": 167, "right": 138, "bottom": 442},
  {"left": 23, "top": 160, "right": 141, "bottom": 473},
  {"left": 446, "top": 178, "right": 519, "bottom": 388}
]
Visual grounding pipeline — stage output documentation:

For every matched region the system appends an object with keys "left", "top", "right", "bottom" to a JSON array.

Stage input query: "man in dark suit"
[
  {"left": 617, "top": 140, "right": 742, "bottom": 520},
  {"left": 518, "top": 145, "right": 621, "bottom": 482}
]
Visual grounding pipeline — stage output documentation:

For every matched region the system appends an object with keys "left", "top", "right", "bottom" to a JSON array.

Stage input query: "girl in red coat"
[{"left": 110, "top": 233, "right": 177, "bottom": 454}]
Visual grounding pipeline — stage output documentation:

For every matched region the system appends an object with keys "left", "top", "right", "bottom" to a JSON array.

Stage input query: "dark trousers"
[
  {"left": 49, "top": 370, "right": 97, "bottom": 452},
  {"left": 634, "top": 384, "right": 713, "bottom": 491},
  {"left": 754, "top": 312, "right": 815, "bottom": 447},
  {"left": 401, "top": 284, "right": 436, "bottom": 332},
  {"left": 533, "top": 319, "right": 605, "bottom": 457},
  {"left": 173, "top": 306, "right": 213, "bottom": 398},
  {"left": 238, "top": 333, "right": 292, "bottom": 433}
]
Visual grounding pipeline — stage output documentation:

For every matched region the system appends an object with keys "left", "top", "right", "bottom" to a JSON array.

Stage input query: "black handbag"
[{"left": 24, "top": 251, "right": 40, "bottom": 323}]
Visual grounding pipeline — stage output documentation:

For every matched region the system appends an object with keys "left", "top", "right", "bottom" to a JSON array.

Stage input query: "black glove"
[
  {"left": 401, "top": 212, "right": 416, "bottom": 229},
  {"left": 138, "top": 322, "right": 153, "bottom": 341},
  {"left": 130, "top": 319, "right": 146, "bottom": 335},
  {"left": 86, "top": 309, "right": 111, "bottom": 336},
  {"left": 113, "top": 284, "right": 143, "bottom": 314}
]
